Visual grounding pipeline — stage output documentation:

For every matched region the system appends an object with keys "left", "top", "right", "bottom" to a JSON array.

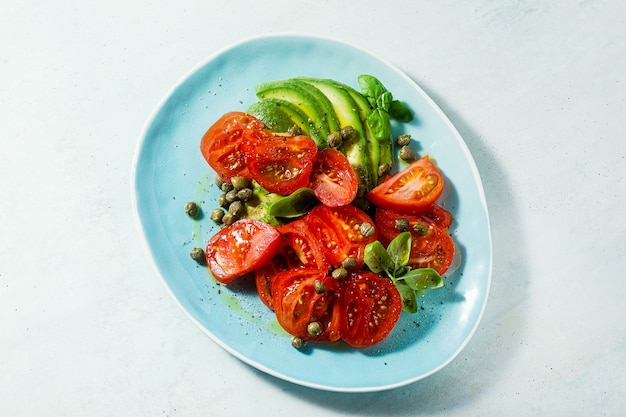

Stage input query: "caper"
[
  {"left": 189, "top": 248, "right": 206, "bottom": 265},
  {"left": 221, "top": 182, "right": 234, "bottom": 193},
  {"left": 413, "top": 221, "right": 429, "bottom": 236},
  {"left": 314, "top": 279, "right": 326, "bottom": 294},
  {"left": 222, "top": 212, "right": 236, "bottom": 226},
  {"left": 291, "top": 336, "right": 305, "bottom": 349},
  {"left": 378, "top": 163, "right": 391, "bottom": 180},
  {"left": 184, "top": 201, "right": 199, "bottom": 218},
  {"left": 231, "top": 176, "right": 249, "bottom": 190},
  {"left": 218, "top": 193, "right": 229, "bottom": 208},
  {"left": 210, "top": 208, "right": 225, "bottom": 223},
  {"left": 288, "top": 124, "right": 302, "bottom": 136},
  {"left": 359, "top": 222, "right": 375, "bottom": 238},
  {"left": 328, "top": 131, "right": 343, "bottom": 148},
  {"left": 228, "top": 200, "right": 244, "bottom": 217},
  {"left": 215, "top": 176, "right": 225, "bottom": 189},
  {"left": 307, "top": 321, "right": 322, "bottom": 338},
  {"left": 341, "top": 257, "right": 357, "bottom": 270},
  {"left": 237, "top": 188, "right": 253, "bottom": 202},
  {"left": 332, "top": 267, "right": 348, "bottom": 280},
  {"left": 395, "top": 217, "right": 409, "bottom": 232},
  {"left": 341, "top": 125, "right": 356, "bottom": 142},
  {"left": 225, "top": 189, "right": 239, "bottom": 203},
  {"left": 399, "top": 145, "right": 416, "bottom": 162},
  {"left": 397, "top": 133, "right": 412, "bottom": 146}
]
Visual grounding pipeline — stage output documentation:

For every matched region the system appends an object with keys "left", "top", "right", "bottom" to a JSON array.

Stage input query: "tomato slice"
[
  {"left": 376, "top": 208, "right": 455, "bottom": 275},
  {"left": 421, "top": 203, "right": 453, "bottom": 229},
  {"left": 205, "top": 219, "right": 284, "bottom": 284},
  {"left": 307, "top": 204, "right": 378, "bottom": 268},
  {"left": 200, "top": 112, "right": 264, "bottom": 182},
  {"left": 254, "top": 250, "right": 297, "bottom": 310},
  {"left": 242, "top": 131, "right": 318, "bottom": 195},
  {"left": 277, "top": 219, "right": 330, "bottom": 271},
  {"left": 340, "top": 271, "right": 402, "bottom": 347},
  {"left": 309, "top": 148, "right": 358, "bottom": 207},
  {"left": 366, "top": 155, "right": 444, "bottom": 213},
  {"left": 272, "top": 268, "right": 343, "bottom": 342}
]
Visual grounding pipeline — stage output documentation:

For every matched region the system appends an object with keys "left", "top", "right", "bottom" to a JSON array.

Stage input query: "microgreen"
[{"left": 364, "top": 232, "right": 443, "bottom": 313}]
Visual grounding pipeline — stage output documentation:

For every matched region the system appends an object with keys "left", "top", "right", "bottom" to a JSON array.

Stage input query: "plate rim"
[{"left": 131, "top": 32, "right": 493, "bottom": 392}]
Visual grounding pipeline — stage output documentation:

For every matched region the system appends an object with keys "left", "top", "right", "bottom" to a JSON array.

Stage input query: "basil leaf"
[
  {"left": 367, "top": 109, "right": 391, "bottom": 140},
  {"left": 387, "top": 232, "right": 411, "bottom": 274},
  {"left": 358, "top": 74, "right": 386, "bottom": 108},
  {"left": 377, "top": 91, "right": 393, "bottom": 112},
  {"left": 267, "top": 188, "right": 317, "bottom": 218},
  {"left": 398, "top": 268, "right": 444, "bottom": 291},
  {"left": 395, "top": 281, "right": 418, "bottom": 313},
  {"left": 364, "top": 241, "right": 392, "bottom": 275},
  {"left": 389, "top": 100, "right": 413, "bottom": 122}
]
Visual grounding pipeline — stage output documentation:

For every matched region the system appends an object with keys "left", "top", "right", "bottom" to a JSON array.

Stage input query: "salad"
[{"left": 187, "top": 75, "right": 456, "bottom": 349}]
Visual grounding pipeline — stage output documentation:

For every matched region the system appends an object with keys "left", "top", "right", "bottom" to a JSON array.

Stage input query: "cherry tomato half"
[
  {"left": 254, "top": 250, "right": 296, "bottom": 310},
  {"left": 200, "top": 112, "right": 264, "bottom": 182},
  {"left": 340, "top": 271, "right": 403, "bottom": 348},
  {"left": 307, "top": 204, "right": 378, "bottom": 268},
  {"left": 376, "top": 208, "right": 455, "bottom": 275},
  {"left": 272, "top": 268, "right": 343, "bottom": 343},
  {"left": 367, "top": 155, "right": 444, "bottom": 214},
  {"left": 309, "top": 148, "right": 358, "bottom": 207},
  {"left": 205, "top": 219, "right": 284, "bottom": 284},
  {"left": 242, "top": 131, "right": 318, "bottom": 195},
  {"left": 277, "top": 218, "right": 330, "bottom": 272}
]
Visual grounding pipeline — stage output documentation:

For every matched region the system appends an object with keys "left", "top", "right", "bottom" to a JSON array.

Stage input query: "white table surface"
[{"left": 2, "top": 1, "right": 625, "bottom": 416}]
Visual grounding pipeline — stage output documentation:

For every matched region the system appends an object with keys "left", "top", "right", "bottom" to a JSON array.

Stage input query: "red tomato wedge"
[
  {"left": 309, "top": 148, "right": 358, "bottom": 207},
  {"left": 200, "top": 112, "right": 264, "bottom": 182},
  {"left": 242, "top": 131, "right": 318, "bottom": 195},
  {"left": 340, "top": 271, "right": 403, "bottom": 347},
  {"left": 307, "top": 204, "right": 378, "bottom": 268},
  {"left": 254, "top": 250, "right": 296, "bottom": 310},
  {"left": 367, "top": 155, "right": 444, "bottom": 214},
  {"left": 277, "top": 219, "right": 330, "bottom": 271},
  {"left": 420, "top": 203, "right": 454, "bottom": 229},
  {"left": 205, "top": 219, "right": 284, "bottom": 284},
  {"left": 376, "top": 208, "right": 455, "bottom": 275},
  {"left": 272, "top": 268, "right": 343, "bottom": 343}
]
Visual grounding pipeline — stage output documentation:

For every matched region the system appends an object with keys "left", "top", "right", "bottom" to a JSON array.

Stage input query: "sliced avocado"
[
  {"left": 298, "top": 77, "right": 374, "bottom": 191},
  {"left": 255, "top": 79, "right": 340, "bottom": 148},
  {"left": 246, "top": 98, "right": 324, "bottom": 142},
  {"left": 246, "top": 100, "right": 296, "bottom": 133},
  {"left": 332, "top": 80, "right": 391, "bottom": 186}
]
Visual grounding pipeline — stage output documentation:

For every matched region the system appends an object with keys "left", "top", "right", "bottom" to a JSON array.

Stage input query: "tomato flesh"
[
  {"left": 309, "top": 148, "right": 358, "bottom": 207},
  {"left": 277, "top": 218, "right": 330, "bottom": 272},
  {"left": 420, "top": 203, "right": 454, "bottom": 229},
  {"left": 367, "top": 155, "right": 444, "bottom": 213},
  {"left": 205, "top": 219, "right": 284, "bottom": 284},
  {"left": 272, "top": 268, "right": 343, "bottom": 342},
  {"left": 200, "top": 112, "right": 264, "bottom": 182},
  {"left": 307, "top": 204, "right": 378, "bottom": 268},
  {"left": 340, "top": 271, "right": 403, "bottom": 347},
  {"left": 243, "top": 132, "right": 318, "bottom": 195},
  {"left": 376, "top": 208, "right": 455, "bottom": 275},
  {"left": 254, "top": 250, "right": 298, "bottom": 310}
]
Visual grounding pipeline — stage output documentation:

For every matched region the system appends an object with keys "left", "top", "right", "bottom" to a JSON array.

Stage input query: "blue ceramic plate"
[{"left": 132, "top": 34, "right": 492, "bottom": 392}]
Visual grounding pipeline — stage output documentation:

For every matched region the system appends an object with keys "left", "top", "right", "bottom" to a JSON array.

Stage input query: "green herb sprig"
[
  {"left": 364, "top": 232, "right": 443, "bottom": 313},
  {"left": 357, "top": 74, "right": 413, "bottom": 140}
]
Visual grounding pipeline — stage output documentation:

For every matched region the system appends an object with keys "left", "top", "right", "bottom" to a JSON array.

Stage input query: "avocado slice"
[
  {"left": 255, "top": 79, "right": 340, "bottom": 148},
  {"left": 297, "top": 77, "right": 375, "bottom": 191},
  {"left": 246, "top": 99, "right": 297, "bottom": 133},
  {"left": 321, "top": 79, "right": 391, "bottom": 187},
  {"left": 246, "top": 98, "right": 324, "bottom": 143}
]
